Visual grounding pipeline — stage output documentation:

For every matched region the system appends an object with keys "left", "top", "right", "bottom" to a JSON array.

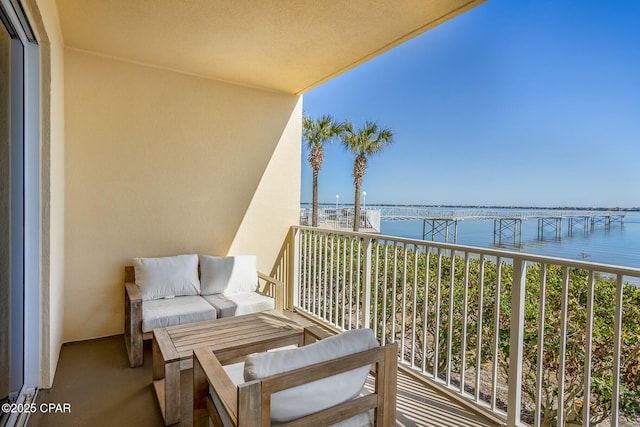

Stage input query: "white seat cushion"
[
  {"left": 141, "top": 296, "right": 217, "bottom": 333},
  {"left": 274, "top": 412, "right": 371, "bottom": 427},
  {"left": 214, "top": 361, "right": 372, "bottom": 427},
  {"left": 243, "top": 328, "right": 379, "bottom": 423},
  {"left": 201, "top": 292, "right": 274, "bottom": 318}
]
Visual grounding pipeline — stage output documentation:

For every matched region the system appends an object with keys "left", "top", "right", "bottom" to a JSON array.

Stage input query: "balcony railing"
[
  {"left": 284, "top": 225, "right": 640, "bottom": 427},
  {"left": 300, "top": 207, "right": 382, "bottom": 232}
]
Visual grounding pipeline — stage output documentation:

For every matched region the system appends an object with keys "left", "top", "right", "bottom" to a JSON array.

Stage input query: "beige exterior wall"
[{"left": 63, "top": 49, "right": 301, "bottom": 341}]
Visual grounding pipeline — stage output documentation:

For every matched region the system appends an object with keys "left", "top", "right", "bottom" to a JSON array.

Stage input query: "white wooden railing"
[
  {"left": 287, "top": 225, "right": 640, "bottom": 427},
  {"left": 300, "top": 207, "right": 381, "bottom": 232}
]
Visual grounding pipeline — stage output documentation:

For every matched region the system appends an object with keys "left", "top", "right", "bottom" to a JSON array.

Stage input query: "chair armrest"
[
  {"left": 124, "top": 281, "right": 143, "bottom": 367},
  {"left": 193, "top": 347, "right": 239, "bottom": 427},
  {"left": 257, "top": 271, "right": 284, "bottom": 312},
  {"left": 303, "top": 325, "right": 332, "bottom": 345},
  {"left": 125, "top": 281, "right": 142, "bottom": 302}
]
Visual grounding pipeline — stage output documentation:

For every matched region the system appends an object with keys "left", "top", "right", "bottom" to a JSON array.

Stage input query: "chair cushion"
[
  {"left": 243, "top": 328, "right": 379, "bottom": 423},
  {"left": 201, "top": 292, "right": 274, "bottom": 318},
  {"left": 274, "top": 412, "right": 371, "bottom": 427},
  {"left": 216, "top": 362, "right": 372, "bottom": 427},
  {"left": 199, "top": 255, "right": 258, "bottom": 296},
  {"left": 141, "top": 296, "right": 217, "bottom": 333},
  {"left": 133, "top": 254, "right": 200, "bottom": 301}
]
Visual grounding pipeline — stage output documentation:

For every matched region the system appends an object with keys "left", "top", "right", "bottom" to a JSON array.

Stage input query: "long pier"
[
  {"left": 371, "top": 206, "right": 625, "bottom": 245},
  {"left": 299, "top": 205, "right": 626, "bottom": 245}
]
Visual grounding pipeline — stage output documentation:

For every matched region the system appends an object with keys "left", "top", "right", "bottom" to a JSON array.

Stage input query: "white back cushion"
[
  {"left": 133, "top": 254, "right": 200, "bottom": 301},
  {"left": 243, "top": 328, "right": 379, "bottom": 423},
  {"left": 199, "top": 255, "right": 258, "bottom": 296}
]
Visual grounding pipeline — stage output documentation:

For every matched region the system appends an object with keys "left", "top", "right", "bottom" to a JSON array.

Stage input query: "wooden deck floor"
[{"left": 29, "top": 313, "right": 501, "bottom": 427}]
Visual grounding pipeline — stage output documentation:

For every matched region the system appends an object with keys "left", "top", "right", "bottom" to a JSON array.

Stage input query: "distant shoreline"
[{"left": 301, "top": 203, "right": 640, "bottom": 212}]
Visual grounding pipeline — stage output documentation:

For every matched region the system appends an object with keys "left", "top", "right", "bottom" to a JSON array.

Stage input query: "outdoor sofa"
[{"left": 124, "top": 254, "right": 284, "bottom": 367}]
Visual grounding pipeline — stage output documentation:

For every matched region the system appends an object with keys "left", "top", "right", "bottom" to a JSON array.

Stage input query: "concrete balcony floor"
[{"left": 29, "top": 314, "right": 500, "bottom": 427}]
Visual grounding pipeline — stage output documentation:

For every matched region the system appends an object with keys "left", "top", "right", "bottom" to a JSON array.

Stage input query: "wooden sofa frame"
[
  {"left": 124, "top": 266, "right": 284, "bottom": 368},
  {"left": 193, "top": 326, "right": 398, "bottom": 427}
]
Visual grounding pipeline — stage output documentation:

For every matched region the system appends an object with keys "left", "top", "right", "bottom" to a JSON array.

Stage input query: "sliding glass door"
[
  {"left": 1, "top": 7, "right": 15, "bottom": 405},
  {"left": 0, "top": 0, "right": 39, "bottom": 416}
]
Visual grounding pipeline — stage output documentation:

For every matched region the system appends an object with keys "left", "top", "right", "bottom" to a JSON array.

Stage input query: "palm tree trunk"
[
  {"left": 353, "top": 179, "right": 361, "bottom": 232},
  {"left": 312, "top": 169, "right": 319, "bottom": 227}
]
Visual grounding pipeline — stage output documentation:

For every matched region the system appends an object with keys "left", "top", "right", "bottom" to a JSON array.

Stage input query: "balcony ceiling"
[{"left": 55, "top": 0, "right": 485, "bottom": 94}]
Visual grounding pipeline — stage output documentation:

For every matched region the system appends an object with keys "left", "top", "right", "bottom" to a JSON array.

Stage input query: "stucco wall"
[{"left": 63, "top": 50, "right": 301, "bottom": 341}]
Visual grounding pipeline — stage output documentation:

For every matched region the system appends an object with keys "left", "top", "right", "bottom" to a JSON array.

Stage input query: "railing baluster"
[
  {"left": 328, "top": 234, "right": 334, "bottom": 323},
  {"left": 316, "top": 232, "right": 322, "bottom": 317},
  {"left": 311, "top": 231, "right": 317, "bottom": 314},
  {"left": 411, "top": 245, "right": 419, "bottom": 367},
  {"left": 460, "top": 252, "right": 470, "bottom": 394},
  {"left": 558, "top": 267, "right": 570, "bottom": 427},
  {"left": 323, "top": 232, "right": 328, "bottom": 320},
  {"left": 534, "top": 263, "right": 547, "bottom": 427},
  {"left": 314, "top": 232, "right": 318, "bottom": 315},
  {"left": 582, "top": 270, "right": 595, "bottom": 427},
  {"left": 506, "top": 258, "right": 526, "bottom": 426},
  {"left": 382, "top": 242, "right": 389, "bottom": 344},
  {"left": 611, "top": 275, "right": 624, "bottom": 426},
  {"left": 348, "top": 237, "right": 355, "bottom": 329},
  {"left": 292, "top": 228, "right": 301, "bottom": 308},
  {"left": 308, "top": 232, "right": 312, "bottom": 314},
  {"left": 475, "top": 255, "right": 485, "bottom": 402},
  {"left": 333, "top": 236, "right": 344, "bottom": 325},
  {"left": 363, "top": 237, "right": 372, "bottom": 329},
  {"left": 318, "top": 231, "right": 323, "bottom": 316},
  {"left": 373, "top": 241, "right": 380, "bottom": 336},
  {"left": 392, "top": 243, "right": 398, "bottom": 343},
  {"left": 447, "top": 251, "right": 456, "bottom": 386},
  {"left": 422, "top": 247, "right": 430, "bottom": 374},
  {"left": 341, "top": 235, "right": 347, "bottom": 329},
  {"left": 492, "top": 257, "right": 502, "bottom": 412},
  {"left": 434, "top": 249, "right": 443, "bottom": 380},
  {"left": 304, "top": 231, "right": 310, "bottom": 311},
  {"left": 356, "top": 238, "right": 361, "bottom": 327},
  {"left": 401, "top": 243, "right": 408, "bottom": 363}
]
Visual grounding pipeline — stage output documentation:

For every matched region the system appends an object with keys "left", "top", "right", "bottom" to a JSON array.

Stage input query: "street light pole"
[
  {"left": 362, "top": 191, "right": 367, "bottom": 228},
  {"left": 335, "top": 195, "right": 340, "bottom": 229}
]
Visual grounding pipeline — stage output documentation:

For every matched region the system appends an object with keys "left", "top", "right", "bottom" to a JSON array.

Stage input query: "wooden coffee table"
[{"left": 152, "top": 310, "right": 304, "bottom": 425}]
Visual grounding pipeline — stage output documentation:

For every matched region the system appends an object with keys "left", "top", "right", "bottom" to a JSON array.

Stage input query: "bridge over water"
[
  {"left": 371, "top": 206, "right": 626, "bottom": 245},
  {"left": 300, "top": 205, "right": 625, "bottom": 246}
]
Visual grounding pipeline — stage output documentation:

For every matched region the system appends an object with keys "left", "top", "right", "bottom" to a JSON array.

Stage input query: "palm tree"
[
  {"left": 303, "top": 114, "right": 344, "bottom": 227},
  {"left": 342, "top": 121, "right": 394, "bottom": 232}
]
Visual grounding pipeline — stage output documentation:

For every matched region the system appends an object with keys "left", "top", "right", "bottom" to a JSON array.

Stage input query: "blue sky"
[{"left": 300, "top": 0, "right": 640, "bottom": 208}]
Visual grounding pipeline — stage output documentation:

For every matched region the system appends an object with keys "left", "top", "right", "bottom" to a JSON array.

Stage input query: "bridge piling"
[
  {"left": 494, "top": 218, "right": 523, "bottom": 247},
  {"left": 423, "top": 218, "right": 459, "bottom": 243}
]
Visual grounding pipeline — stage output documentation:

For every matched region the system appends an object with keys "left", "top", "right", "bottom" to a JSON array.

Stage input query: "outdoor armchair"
[{"left": 193, "top": 326, "right": 398, "bottom": 427}]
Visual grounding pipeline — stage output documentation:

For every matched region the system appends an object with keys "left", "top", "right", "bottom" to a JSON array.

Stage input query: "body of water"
[{"left": 379, "top": 209, "right": 640, "bottom": 270}]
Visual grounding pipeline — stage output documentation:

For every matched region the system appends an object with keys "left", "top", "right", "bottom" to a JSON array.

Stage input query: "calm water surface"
[{"left": 380, "top": 210, "right": 640, "bottom": 269}]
